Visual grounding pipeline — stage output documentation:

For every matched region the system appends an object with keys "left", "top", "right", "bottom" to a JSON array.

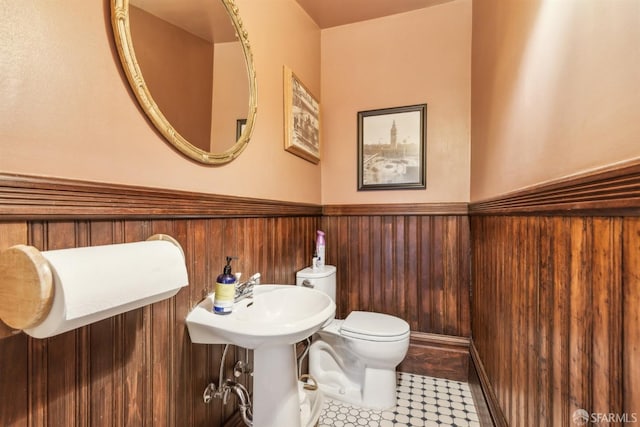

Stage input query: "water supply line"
[
  {"left": 202, "top": 341, "right": 319, "bottom": 427},
  {"left": 219, "top": 343, "right": 231, "bottom": 393},
  {"left": 202, "top": 344, "right": 233, "bottom": 404},
  {"left": 202, "top": 344, "right": 253, "bottom": 426},
  {"left": 297, "top": 337, "right": 311, "bottom": 377}
]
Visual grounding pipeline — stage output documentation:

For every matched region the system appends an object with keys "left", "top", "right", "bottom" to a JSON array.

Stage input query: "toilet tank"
[{"left": 296, "top": 265, "right": 337, "bottom": 302}]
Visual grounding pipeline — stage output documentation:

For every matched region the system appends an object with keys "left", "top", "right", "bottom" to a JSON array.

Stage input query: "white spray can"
[{"left": 316, "top": 230, "right": 325, "bottom": 268}]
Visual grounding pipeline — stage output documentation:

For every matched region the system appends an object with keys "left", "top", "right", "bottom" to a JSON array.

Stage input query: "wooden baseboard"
[
  {"left": 468, "top": 341, "right": 507, "bottom": 427},
  {"left": 398, "top": 332, "right": 470, "bottom": 382}
]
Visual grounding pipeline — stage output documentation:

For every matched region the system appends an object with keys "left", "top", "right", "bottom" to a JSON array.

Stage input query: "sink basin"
[
  {"left": 186, "top": 285, "right": 335, "bottom": 349},
  {"left": 187, "top": 284, "right": 336, "bottom": 427}
]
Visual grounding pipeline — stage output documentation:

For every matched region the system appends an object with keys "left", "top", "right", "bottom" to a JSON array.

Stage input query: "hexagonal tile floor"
[{"left": 317, "top": 372, "right": 479, "bottom": 427}]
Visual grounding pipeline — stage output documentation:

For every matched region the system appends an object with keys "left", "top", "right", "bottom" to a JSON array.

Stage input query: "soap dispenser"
[{"left": 213, "top": 256, "right": 237, "bottom": 315}]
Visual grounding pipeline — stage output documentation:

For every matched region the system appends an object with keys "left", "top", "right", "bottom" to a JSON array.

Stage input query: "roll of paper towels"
[{"left": 23, "top": 239, "right": 188, "bottom": 339}]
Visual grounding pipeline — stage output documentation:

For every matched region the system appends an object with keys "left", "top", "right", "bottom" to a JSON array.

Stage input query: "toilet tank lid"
[
  {"left": 341, "top": 311, "right": 410, "bottom": 337},
  {"left": 296, "top": 265, "right": 336, "bottom": 279}
]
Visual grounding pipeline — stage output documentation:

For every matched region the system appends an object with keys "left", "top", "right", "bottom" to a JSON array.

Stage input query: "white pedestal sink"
[{"left": 186, "top": 285, "right": 335, "bottom": 427}]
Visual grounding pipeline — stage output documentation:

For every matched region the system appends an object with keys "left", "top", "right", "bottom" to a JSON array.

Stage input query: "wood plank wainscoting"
[
  {"left": 0, "top": 173, "right": 321, "bottom": 427},
  {"left": 469, "top": 161, "right": 640, "bottom": 427},
  {"left": 322, "top": 203, "right": 471, "bottom": 382},
  {"left": 0, "top": 174, "right": 476, "bottom": 426}
]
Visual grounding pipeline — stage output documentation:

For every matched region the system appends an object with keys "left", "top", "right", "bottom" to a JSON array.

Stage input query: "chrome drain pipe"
[{"left": 225, "top": 379, "right": 253, "bottom": 426}]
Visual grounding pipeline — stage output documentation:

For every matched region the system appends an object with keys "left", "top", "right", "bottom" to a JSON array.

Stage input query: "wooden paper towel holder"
[{"left": 0, "top": 234, "right": 183, "bottom": 336}]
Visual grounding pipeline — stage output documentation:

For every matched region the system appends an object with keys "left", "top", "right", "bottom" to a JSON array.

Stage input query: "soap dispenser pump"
[{"left": 213, "top": 256, "right": 237, "bottom": 315}]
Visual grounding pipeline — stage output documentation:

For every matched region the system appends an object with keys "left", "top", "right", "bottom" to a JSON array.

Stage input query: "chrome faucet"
[{"left": 234, "top": 272, "right": 261, "bottom": 302}]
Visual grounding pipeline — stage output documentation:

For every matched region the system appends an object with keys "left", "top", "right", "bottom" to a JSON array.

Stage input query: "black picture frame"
[{"left": 357, "top": 104, "right": 427, "bottom": 191}]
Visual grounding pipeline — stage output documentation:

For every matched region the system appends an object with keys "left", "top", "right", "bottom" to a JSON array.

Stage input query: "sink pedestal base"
[{"left": 253, "top": 344, "right": 301, "bottom": 427}]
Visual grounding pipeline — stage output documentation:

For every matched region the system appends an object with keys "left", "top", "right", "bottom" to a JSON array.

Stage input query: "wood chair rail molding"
[
  {"left": 470, "top": 158, "right": 640, "bottom": 215},
  {"left": 0, "top": 173, "right": 321, "bottom": 219},
  {"left": 323, "top": 203, "right": 468, "bottom": 216},
  {"left": 0, "top": 173, "right": 470, "bottom": 219},
  {"left": 4, "top": 156, "right": 640, "bottom": 220}
]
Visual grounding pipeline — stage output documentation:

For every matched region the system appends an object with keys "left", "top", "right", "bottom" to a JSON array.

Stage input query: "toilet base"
[
  {"left": 314, "top": 367, "right": 397, "bottom": 410},
  {"left": 362, "top": 367, "right": 397, "bottom": 409}
]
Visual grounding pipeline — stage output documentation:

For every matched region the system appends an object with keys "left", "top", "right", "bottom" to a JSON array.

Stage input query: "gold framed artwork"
[{"left": 283, "top": 65, "right": 320, "bottom": 163}]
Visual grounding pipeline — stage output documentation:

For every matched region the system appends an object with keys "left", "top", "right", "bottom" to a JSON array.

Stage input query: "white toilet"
[{"left": 296, "top": 265, "right": 410, "bottom": 410}]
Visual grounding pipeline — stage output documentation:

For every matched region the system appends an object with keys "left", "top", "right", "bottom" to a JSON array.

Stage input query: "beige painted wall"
[
  {"left": 320, "top": 0, "right": 472, "bottom": 205},
  {"left": 471, "top": 0, "right": 640, "bottom": 202},
  {"left": 0, "top": 0, "right": 321, "bottom": 204}
]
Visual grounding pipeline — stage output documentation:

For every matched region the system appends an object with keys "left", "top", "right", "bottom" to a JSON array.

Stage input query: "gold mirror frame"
[{"left": 111, "top": 0, "right": 257, "bottom": 165}]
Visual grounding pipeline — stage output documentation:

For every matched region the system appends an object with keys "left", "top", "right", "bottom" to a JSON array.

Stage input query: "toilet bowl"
[{"left": 296, "top": 266, "right": 410, "bottom": 410}]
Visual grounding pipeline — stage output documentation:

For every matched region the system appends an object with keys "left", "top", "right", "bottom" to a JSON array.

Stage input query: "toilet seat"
[{"left": 340, "top": 311, "right": 410, "bottom": 342}]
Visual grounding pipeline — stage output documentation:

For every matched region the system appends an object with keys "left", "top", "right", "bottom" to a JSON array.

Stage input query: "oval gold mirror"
[{"left": 111, "top": 0, "right": 257, "bottom": 165}]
